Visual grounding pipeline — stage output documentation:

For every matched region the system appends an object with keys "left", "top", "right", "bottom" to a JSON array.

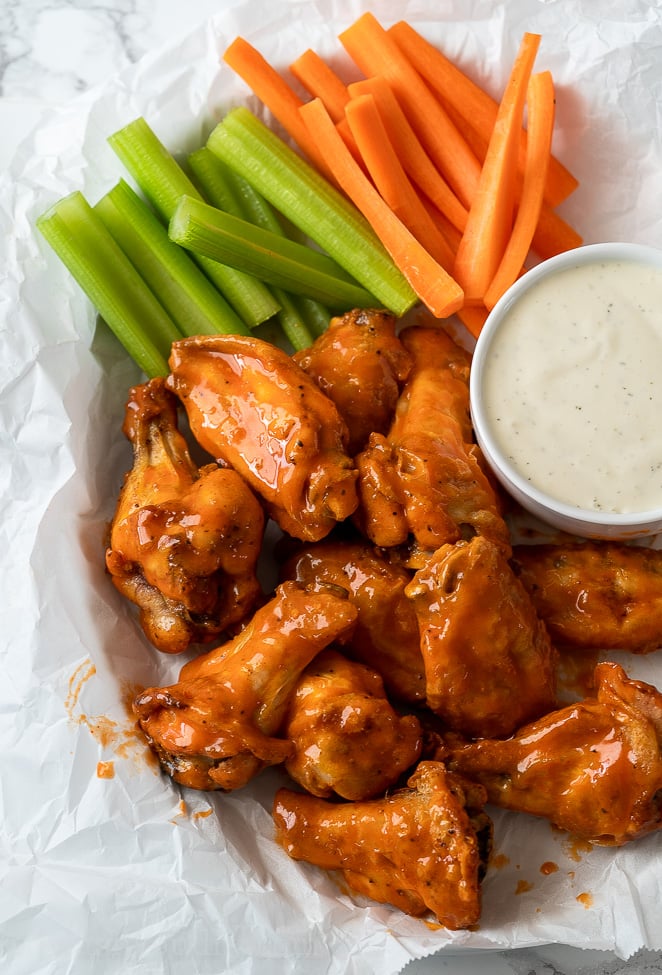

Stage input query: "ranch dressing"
[{"left": 482, "top": 259, "right": 662, "bottom": 513}]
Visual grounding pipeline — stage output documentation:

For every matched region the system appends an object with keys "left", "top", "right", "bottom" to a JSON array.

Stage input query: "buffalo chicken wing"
[
  {"left": 280, "top": 538, "right": 425, "bottom": 703},
  {"left": 406, "top": 536, "right": 557, "bottom": 738},
  {"left": 353, "top": 326, "right": 510, "bottom": 565},
  {"left": 167, "top": 334, "right": 358, "bottom": 541},
  {"left": 273, "top": 760, "right": 492, "bottom": 929},
  {"left": 105, "top": 377, "right": 264, "bottom": 653},
  {"left": 511, "top": 541, "right": 662, "bottom": 653},
  {"left": 444, "top": 662, "right": 662, "bottom": 845},
  {"left": 293, "top": 307, "right": 412, "bottom": 454},
  {"left": 282, "top": 648, "right": 422, "bottom": 799},
  {"left": 133, "top": 581, "right": 358, "bottom": 791}
]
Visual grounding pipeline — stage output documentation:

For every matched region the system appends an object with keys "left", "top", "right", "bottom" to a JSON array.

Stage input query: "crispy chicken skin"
[
  {"left": 105, "top": 378, "right": 264, "bottom": 653},
  {"left": 511, "top": 541, "right": 662, "bottom": 653},
  {"left": 406, "top": 536, "right": 557, "bottom": 738},
  {"left": 166, "top": 334, "right": 359, "bottom": 542},
  {"left": 444, "top": 662, "right": 662, "bottom": 846},
  {"left": 279, "top": 538, "right": 426, "bottom": 703},
  {"left": 353, "top": 326, "right": 510, "bottom": 566},
  {"left": 273, "top": 760, "right": 492, "bottom": 929},
  {"left": 293, "top": 307, "right": 412, "bottom": 454},
  {"left": 133, "top": 581, "right": 358, "bottom": 791},
  {"left": 282, "top": 648, "right": 423, "bottom": 800}
]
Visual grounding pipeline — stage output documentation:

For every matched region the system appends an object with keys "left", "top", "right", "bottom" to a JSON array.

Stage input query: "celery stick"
[
  {"left": 95, "top": 179, "right": 248, "bottom": 338},
  {"left": 107, "top": 117, "right": 279, "bottom": 330},
  {"left": 207, "top": 107, "right": 418, "bottom": 317},
  {"left": 169, "top": 195, "right": 378, "bottom": 311},
  {"left": 189, "top": 149, "right": 315, "bottom": 349},
  {"left": 216, "top": 159, "right": 330, "bottom": 339},
  {"left": 37, "top": 190, "right": 180, "bottom": 377}
]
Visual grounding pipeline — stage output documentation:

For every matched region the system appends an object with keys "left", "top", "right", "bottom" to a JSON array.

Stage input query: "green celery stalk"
[
  {"left": 295, "top": 296, "right": 330, "bottom": 338},
  {"left": 207, "top": 107, "right": 418, "bottom": 317},
  {"left": 169, "top": 195, "right": 378, "bottom": 312},
  {"left": 107, "top": 117, "right": 279, "bottom": 330},
  {"left": 216, "top": 157, "right": 330, "bottom": 338},
  {"left": 95, "top": 179, "right": 247, "bottom": 337},
  {"left": 36, "top": 190, "right": 181, "bottom": 377},
  {"left": 188, "top": 148, "right": 315, "bottom": 350}
]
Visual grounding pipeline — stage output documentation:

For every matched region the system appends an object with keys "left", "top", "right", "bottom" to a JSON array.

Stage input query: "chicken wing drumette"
[
  {"left": 273, "top": 760, "right": 492, "bottom": 929},
  {"left": 406, "top": 536, "right": 557, "bottom": 738},
  {"left": 283, "top": 648, "right": 423, "bottom": 800},
  {"left": 166, "top": 334, "right": 358, "bottom": 541},
  {"left": 353, "top": 326, "right": 510, "bottom": 566},
  {"left": 280, "top": 538, "right": 425, "bottom": 704},
  {"left": 105, "top": 377, "right": 264, "bottom": 653},
  {"left": 511, "top": 541, "right": 662, "bottom": 653},
  {"left": 133, "top": 581, "right": 358, "bottom": 791},
  {"left": 293, "top": 307, "right": 412, "bottom": 455},
  {"left": 444, "top": 662, "right": 662, "bottom": 845}
]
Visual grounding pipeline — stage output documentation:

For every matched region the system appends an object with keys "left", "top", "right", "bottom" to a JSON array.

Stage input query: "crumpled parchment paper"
[{"left": 2, "top": 1, "right": 662, "bottom": 973}]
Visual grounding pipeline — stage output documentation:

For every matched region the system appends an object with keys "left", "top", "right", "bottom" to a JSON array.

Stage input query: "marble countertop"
[{"left": 2, "top": 3, "right": 661, "bottom": 975}]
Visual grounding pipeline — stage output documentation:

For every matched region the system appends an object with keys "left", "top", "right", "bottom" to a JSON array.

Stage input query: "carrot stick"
[
  {"left": 484, "top": 71, "right": 556, "bottom": 310},
  {"left": 289, "top": 49, "right": 350, "bottom": 123},
  {"left": 347, "top": 76, "right": 468, "bottom": 233},
  {"left": 338, "top": 12, "right": 482, "bottom": 210},
  {"left": 456, "top": 304, "right": 489, "bottom": 340},
  {"left": 223, "top": 37, "right": 333, "bottom": 180},
  {"left": 299, "top": 97, "right": 464, "bottom": 318},
  {"left": 531, "top": 205, "right": 583, "bottom": 260},
  {"left": 344, "top": 93, "right": 456, "bottom": 271},
  {"left": 453, "top": 33, "right": 541, "bottom": 304},
  {"left": 388, "top": 20, "right": 579, "bottom": 208}
]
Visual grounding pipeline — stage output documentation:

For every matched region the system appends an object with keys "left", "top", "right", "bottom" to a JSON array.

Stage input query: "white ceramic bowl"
[{"left": 470, "top": 241, "right": 662, "bottom": 539}]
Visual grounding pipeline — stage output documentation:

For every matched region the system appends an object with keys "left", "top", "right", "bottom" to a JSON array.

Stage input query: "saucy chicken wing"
[
  {"left": 105, "top": 377, "right": 264, "bottom": 653},
  {"left": 406, "top": 536, "right": 557, "bottom": 738},
  {"left": 167, "top": 334, "right": 358, "bottom": 541},
  {"left": 511, "top": 541, "right": 662, "bottom": 653},
  {"left": 133, "top": 581, "right": 358, "bottom": 791},
  {"left": 293, "top": 307, "right": 412, "bottom": 454},
  {"left": 273, "top": 760, "right": 492, "bottom": 929},
  {"left": 283, "top": 648, "right": 423, "bottom": 799},
  {"left": 353, "top": 326, "right": 510, "bottom": 566},
  {"left": 444, "top": 662, "right": 662, "bottom": 845},
  {"left": 280, "top": 538, "right": 425, "bottom": 703}
]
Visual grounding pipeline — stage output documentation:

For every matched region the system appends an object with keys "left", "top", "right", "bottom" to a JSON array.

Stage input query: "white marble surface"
[{"left": 2, "top": 3, "right": 661, "bottom": 975}]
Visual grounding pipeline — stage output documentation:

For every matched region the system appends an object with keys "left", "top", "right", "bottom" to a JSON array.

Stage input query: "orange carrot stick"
[
  {"left": 338, "top": 12, "right": 482, "bottom": 210},
  {"left": 347, "top": 76, "right": 468, "bottom": 233},
  {"left": 532, "top": 205, "right": 583, "bottom": 260},
  {"left": 299, "top": 97, "right": 464, "bottom": 318},
  {"left": 344, "top": 92, "right": 456, "bottom": 271},
  {"left": 453, "top": 33, "right": 541, "bottom": 304},
  {"left": 388, "top": 20, "right": 579, "bottom": 208},
  {"left": 484, "top": 71, "right": 556, "bottom": 309},
  {"left": 289, "top": 49, "right": 350, "bottom": 123},
  {"left": 223, "top": 37, "right": 332, "bottom": 179},
  {"left": 456, "top": 304, "right": 489, "bottom": 341}
]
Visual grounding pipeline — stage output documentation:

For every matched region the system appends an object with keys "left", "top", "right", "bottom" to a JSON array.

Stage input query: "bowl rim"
[{"left": 469, "top": 240, "right": 662, "bottom": 530}]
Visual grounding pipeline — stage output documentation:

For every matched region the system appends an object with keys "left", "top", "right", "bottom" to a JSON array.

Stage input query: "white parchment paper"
[{"left": 2, "top": 1, "right": 662, "bottom": 972}]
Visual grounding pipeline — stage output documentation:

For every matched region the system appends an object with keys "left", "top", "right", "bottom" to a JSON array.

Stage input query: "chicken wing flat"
[
  {"left": 279, "top": 538, "right": 425, "bottom": 704},
  {"left": 511, "top": 541, "right": 662, "bottom": 653},
  {"left": 353, "top": 326, "right": 510, "bottom": 565},
  {"left": 293, "top": 307, "right": 412, "bottom": 454},
  {"left": 444, "top": 662, "right": 662, "bottom": 845},
  {"left": 283, "top": 648, "right": 422, "bottom": 800},
  {"left": 273, "top": 760, "right": 491, "bottom": 929},
  {"left": 166, "top": 334, "right": 358, "bottom": 541},
  {"left": 105, "top": 378, "right": 264, "bottom": 653},
  {"left": 133, "top": 581, "right": 358, "bottom": 791},
  {"left": 406, "top": 536, "right": 557, "bottom": 738}
]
